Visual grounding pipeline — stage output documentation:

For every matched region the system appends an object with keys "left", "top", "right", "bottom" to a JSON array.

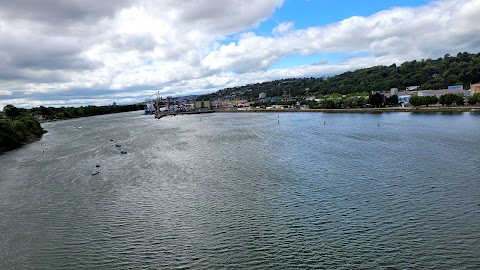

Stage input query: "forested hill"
[{"left": 197, "top": 52, "right": 480, "bottom": 101}]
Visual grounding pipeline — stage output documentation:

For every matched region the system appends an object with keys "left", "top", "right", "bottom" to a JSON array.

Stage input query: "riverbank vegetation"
[
  {"left": 408, "top": 93, "right": 480, "bottom": 107},
  {"left": 0, "top": 105, "right": 46, "bottom": 153},
  {"left": 295, "top": 92, "right": 472, "bottom": 109},
  {"left": 197, "top": 51, "right": 480, "bottom": 102},
  {"left": 0, "top": 104, "right": 144, "bottom": 153},
  {"left": 30, "top": 104, "right": 144, "bottom": 121}
]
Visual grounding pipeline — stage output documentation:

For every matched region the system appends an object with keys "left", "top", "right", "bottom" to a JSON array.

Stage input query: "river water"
[{"left": 1, "top": 111, "right": 479, "bottom": 269}]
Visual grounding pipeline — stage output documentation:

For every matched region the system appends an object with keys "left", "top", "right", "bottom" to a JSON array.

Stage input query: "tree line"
[
  {"left": 409, "top": 93, "right": 480, "bottom": 107},
  {"left": 197, "top": 51, "right": 480, "bottom": 102},
  {"left": 30, "top": 104, "right": 144, "bottom": 120},
  {"left": 300, "top": 92, "right": 480, "bottom": 109},
  {"left": 1, "top": 104, "right": 144, "bottom": 153},
  {"left": 1, "top": 105, "right": 46, "bottom": 153}
]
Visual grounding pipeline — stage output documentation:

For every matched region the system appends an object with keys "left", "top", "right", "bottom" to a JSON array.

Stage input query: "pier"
[
  {"left": 146, "top": 93, "right": 214, "bottom": 119},
  {"left": 155, "top": 110, "right": 214, "bottom": 119}
]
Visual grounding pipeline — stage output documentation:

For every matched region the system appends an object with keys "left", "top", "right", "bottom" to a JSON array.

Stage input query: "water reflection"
[{"left": 1, "top": 111, "right": 479, "bottom": 269}]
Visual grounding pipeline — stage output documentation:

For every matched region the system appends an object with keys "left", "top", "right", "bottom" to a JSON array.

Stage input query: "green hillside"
[{"left": 198, "top": 52, "right": 480, "bottom": 101}]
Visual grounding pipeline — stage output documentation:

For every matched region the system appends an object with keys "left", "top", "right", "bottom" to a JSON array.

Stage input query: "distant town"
[{"left": 144, "top": 83, "right": 480, "bottom": 115}]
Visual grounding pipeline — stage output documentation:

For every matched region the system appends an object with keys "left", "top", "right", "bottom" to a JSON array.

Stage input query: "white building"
[{"left": 417, "top": 89, "right": 467, "bottom": 97}]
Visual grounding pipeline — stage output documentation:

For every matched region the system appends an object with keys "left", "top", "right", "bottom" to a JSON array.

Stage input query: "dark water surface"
[{"left": 1, "top": 111, "right": 479, "bottom": 269}]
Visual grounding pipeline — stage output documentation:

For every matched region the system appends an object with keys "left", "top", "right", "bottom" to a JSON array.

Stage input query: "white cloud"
[
  {"left": 272, "top": 21, "right": 294, "bottom": 36},
  {"left": 202, "top": 0, "right": 480, "bottom": 77},
  {"left": 0, "top": 90, "right": 13, "bottom": 95},
  {"left": 0, "top": 0, "right": 479, "bottom": 108}
]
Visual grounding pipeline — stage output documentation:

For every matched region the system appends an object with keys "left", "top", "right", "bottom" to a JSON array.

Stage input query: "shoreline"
[
  {"left": 0, "top": 133, "right": 45, "bottom": 155},
  {"left": 215, "top": 106, "right": 480, "bottom": 113}
]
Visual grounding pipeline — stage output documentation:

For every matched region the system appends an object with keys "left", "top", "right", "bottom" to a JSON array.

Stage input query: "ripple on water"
[{"left": 1, "top": 112, "right": 480, "bottom": 269}]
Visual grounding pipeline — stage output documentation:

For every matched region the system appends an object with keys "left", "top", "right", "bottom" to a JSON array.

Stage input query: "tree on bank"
[
  {"left": 368, "top": 93, "right": 384, "bottom": 108},
  {"left": 409, "top": 96, "right": 439, "bottom": 107},
  {"left": 0, "top": 105, "right": 46, "bottom": 152},
  {"left": 0, "top": 120, "right": 20, "bottom": 149},
  {"left": 3, "top": 104, "right": 23, "bottom": 120},
  {"left": 385, "top": 95, "right": 398, "bottom": 106},
  {"left": 439, "top": 93, "right": 464, "bottom": 106},
  {"left": 468, "top": 93, "right": 480, "bottom": 105},
  {"left": 409, "top": 96, "right": 421, "bottom": 106}
]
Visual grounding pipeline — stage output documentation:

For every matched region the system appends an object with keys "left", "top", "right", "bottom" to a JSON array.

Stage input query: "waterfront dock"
[{"left": 155, "top": 110, "right": 214, "bottom": 119}]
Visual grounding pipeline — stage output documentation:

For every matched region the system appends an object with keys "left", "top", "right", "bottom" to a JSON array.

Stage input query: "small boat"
[
  {"left": 115, "top": 144, "right": 121, "bottom": 147},
  {"left": 110, "top": 139, "right": 114, "bottom": 141},
  {"left": 92, "top": 170, "right": 100, "bottom": 176},
  {"left": 121, "top": 150, "right": 127, "bottom": 154}
]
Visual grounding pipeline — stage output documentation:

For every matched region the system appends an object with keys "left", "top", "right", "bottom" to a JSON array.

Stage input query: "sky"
[{"left": 1, "top": 0, "right": 480, "bottom": 108}]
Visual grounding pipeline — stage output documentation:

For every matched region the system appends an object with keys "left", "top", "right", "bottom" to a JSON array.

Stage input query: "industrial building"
[
  {"left": 382, "top": 86, "right": 473, "bottom": 106},
  {"left": 417, "top": 89, "right": 469, "bottom": 98},
  {"left": 471, "top": 83, "right": 480, "bottom": 95}
]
